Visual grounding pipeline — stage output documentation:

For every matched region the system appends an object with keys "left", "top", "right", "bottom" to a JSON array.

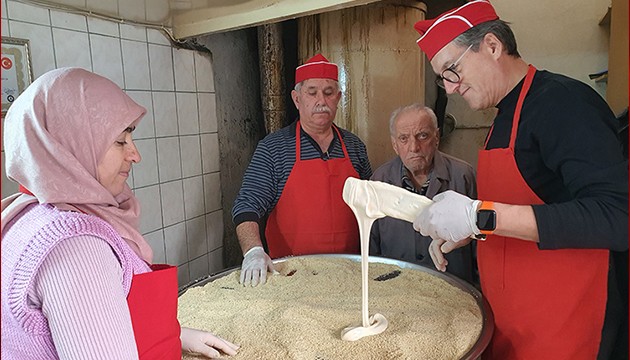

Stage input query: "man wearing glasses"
[{"left": 411, "top": 1, "right": 627, "bottom": 359}]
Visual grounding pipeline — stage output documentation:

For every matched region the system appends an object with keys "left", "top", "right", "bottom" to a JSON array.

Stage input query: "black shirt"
[
  {"left": 487, "top": 70, "right": 628, "bottom": 358},
  {"left": 488, "top": 70, "right": 628, "bottom": 251}
]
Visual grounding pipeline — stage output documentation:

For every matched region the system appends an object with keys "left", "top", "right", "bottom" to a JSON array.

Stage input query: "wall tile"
[
  {"left": 2, "top": 19, "right": 9, "bottom": 36},
  {"left": 126, "top": 91, "right": 154, "bottom": 139},
  {"left": 87, "top": 17, "right": 119, "bottom": 37},
  {"left": 52, "top": 28, "right": 91, "bottom": 70},
  {"left": 201, "top": 133, "right": 220, "bottom": 173},
  {"left": 126, "top": 166, "right": 134, "bottom": 189},
  {"left": 7, "top": 1, "right": 49, "bottom": 26},
  {"left": 50, "top": 10, "right": 87, "bottom": 31},
  {"left": 160, "top": 180, "right": 184, "bottom": 226},
  {"left": 188, "top": 254, "right": 209, "bottom": 282},
  {"left": 120, "top": 24, "right": 146, "bottom": 42},
  {"left": 147, "top": 28, "right": 170, "bottom": 46},
  {"left": 176, "top": 262, "right": 190, "bottom": 288},
  {"left": 156, "top": 137, "right": 182, "bottom": 182},
  {"left": 204, "top": 172, "right": 222, "bottom": 212},
  {"left": 133, "top": 138, "right": 159, "bottom": 187},
  {"left": 148, "top": 44, "right": 174, "bottom": 91},
  {"left": 2, "top": 0, "right": 7, "bottom": 19},
  {"left": 176, "top": 92, "right": 199, "bottom": 135},
  {"left": 135, "top": 185, "right": 163, "bottom": 233},
  {"left": 144, "top": 229, "right": 166, "bottom": 264},
  {"left": 121, "top": 39, "right": 150, "bottom": 90},
  {"left": 208, "top": 248, "right": 224, "bottom": 274},
  {"left": 152, "top": 92, "right": 178, "bottom": 137},
  {"left": 90, "top": 33, "right": 124, "bottom": 87},
  {"left": 164, "top": 222, "right": 187, "bottom": 266},
  {"left": 183, "top": 176, "right": 204, "bottom": 219},
  {"left": 186, "top": 216, "right": 207, "bottom": 259},
  {"left": 173, "top": 48, "right": 196, "bottom": 91},
  {"left": 9, "top": 21, "right": 55, "bottom": 77},
  {"left": 180, "top": 135, "right": 202, "bottom": 177},
  {"left": 197, "top": 93, "right": 217, "bottom": 133},
  {"left": 194, "top": 51, "right": 214, "bottom": 92},
  {"left": 206, "top": 210, "right": 223, "bottom": 252}
]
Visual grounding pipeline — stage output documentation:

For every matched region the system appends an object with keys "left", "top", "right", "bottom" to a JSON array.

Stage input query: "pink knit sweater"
[{"left": 1, "top": 203, "right": 150, "bottom": 359}]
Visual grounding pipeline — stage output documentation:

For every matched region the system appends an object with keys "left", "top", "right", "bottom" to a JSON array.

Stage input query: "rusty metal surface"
[{"left": 297, "top": 1, "right": 427, "bottom": 170}]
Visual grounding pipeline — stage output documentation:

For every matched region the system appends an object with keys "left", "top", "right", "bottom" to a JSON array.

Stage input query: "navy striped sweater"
[{"left": 232, "top": 121, "right": 372, "bottom": 226}]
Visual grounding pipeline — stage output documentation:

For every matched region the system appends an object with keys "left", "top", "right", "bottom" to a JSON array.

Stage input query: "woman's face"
[{"left": 97, "top": 127, "right": 141, "bottom": 197}]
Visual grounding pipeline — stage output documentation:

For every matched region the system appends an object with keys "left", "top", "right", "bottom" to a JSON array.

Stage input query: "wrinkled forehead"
[{"left": 395, "top": 110, "right": 436, "bottom": 132}]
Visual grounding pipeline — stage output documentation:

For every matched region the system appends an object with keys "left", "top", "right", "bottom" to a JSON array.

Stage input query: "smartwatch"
[{"left": 476, "top": 201, "right": 496, "bottom": 235}]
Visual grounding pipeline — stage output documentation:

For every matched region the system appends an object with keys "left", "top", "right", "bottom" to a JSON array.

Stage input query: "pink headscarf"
[{"left": 1, "top": 67, "right": 153, "bottom": 263}]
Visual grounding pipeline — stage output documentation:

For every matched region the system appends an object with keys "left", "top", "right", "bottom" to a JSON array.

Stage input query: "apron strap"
[
  {"left": 509, "top": 65, "right": 537, "bottom": 149},
  {"left": 295, "top": 121, "right": 351, "bottom": 161},
  {"left": 332, "top": 124, "right": 351, "bottom": 159},
  {"left": 483, "top": 65, "right": 537, "bottom": 149},
  {"left": 295, "top": 121, "right": 302, "bottom": 162}
]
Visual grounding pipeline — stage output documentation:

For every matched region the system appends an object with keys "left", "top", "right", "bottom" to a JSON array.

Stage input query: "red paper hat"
[
  {"left": 295, "top": 53, "right": 338, "bottom": 85},
  {"left": 414, "top": 0, "right": 499, "bottom": 60}
]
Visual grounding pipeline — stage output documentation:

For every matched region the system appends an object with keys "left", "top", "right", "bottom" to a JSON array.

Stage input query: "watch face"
[{"left": 477, "top": 210, "right": 496, "bottom": 231}]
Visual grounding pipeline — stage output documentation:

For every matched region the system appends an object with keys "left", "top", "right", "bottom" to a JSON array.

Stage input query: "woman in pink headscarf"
[{"left": 1, "top": 68, "right": 239, "bottom": 359}]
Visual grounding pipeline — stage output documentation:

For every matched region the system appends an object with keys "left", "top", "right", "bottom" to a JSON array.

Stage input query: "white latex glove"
[
  {"left": 413, "top": 190, "right": 481, "bottom": 242},
  {"left": 180, "top": 327, "right": 239, "bottom": 358},
  {"left": 428, "top": 237, "right": 473, "bottom": 272},
  {"left": 239, "top": 246, "right": 276, "bottom": 286},
  {"left": 428, "top": 238, "right": 449, "bottom": 272}
]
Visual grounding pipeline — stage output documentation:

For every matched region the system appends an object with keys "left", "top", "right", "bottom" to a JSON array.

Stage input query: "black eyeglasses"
[{"left": 435, "top": 44, "right": 473, "bottom": 89}]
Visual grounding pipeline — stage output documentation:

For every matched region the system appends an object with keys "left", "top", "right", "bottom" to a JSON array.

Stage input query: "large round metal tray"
[{"left": 179, "top": 254, "right": 494, "bottom": 360}]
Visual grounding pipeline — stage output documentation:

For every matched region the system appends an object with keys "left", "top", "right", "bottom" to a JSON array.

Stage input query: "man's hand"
[
  {"left": 239, "top": 246, "right": 276, "bottom": 286},
  {"left": 428, "top": 237, "right": 473, "bottom": 272},
  {"left": 413, "top": 190, "right": 481, "bottom": 242},
  {"left": 181, "top": 327, "right": 239, "bottom": 358}
]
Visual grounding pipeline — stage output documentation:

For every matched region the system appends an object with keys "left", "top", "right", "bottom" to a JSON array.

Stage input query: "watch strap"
[{"left": 479, "top": 200, "right": 494, "bottom": 211}]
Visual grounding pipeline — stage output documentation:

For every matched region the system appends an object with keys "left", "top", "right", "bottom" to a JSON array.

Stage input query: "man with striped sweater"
[{"left": 232, "top": 54, "right": 372, "bottom": 287}]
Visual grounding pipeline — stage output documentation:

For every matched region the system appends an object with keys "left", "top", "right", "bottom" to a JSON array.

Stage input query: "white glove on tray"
[
  {"left": 413, "top": 190, "right": 481, "bottom": 242},
  {"left": 181, "top": 327, "right": 239, "bottom": 358},
  {"left": 239, "top": 246, "right": 275, "bottom": 287}
]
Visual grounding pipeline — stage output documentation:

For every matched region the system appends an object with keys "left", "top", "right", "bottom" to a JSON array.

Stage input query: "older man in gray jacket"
[{"left": 369, "top": 104, "right": 477, "bottom": 284}]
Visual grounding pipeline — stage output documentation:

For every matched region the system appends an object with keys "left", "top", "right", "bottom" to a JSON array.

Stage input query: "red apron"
[
  {"left": 265, "top": 121, "right": 361, "bottom": 258},
  {"left": 477, "top": 65, "right": 608, "bottom": 359},
  {"left": 127, "top": 264, "right": 182, "bottom": 359}
]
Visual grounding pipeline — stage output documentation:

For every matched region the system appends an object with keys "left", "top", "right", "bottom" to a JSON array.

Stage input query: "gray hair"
[
  {"left": 294, "top": 80, "right": 340, "bottom": 92},
  {"left": 389, "top": 103, "right": 438, "bottom": 136},
  {"left": 453, "top": 19, "right": 520, "bottom": 57}
]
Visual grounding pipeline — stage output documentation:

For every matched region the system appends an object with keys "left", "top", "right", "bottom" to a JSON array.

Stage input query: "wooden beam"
[{"left": 172, "top": 0, "right": 382, "bottom": 39}]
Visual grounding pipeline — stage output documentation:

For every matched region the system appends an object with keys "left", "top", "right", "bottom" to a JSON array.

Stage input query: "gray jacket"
[{"left": 369, "top": 152, "right": 478, "bottom": 284}]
